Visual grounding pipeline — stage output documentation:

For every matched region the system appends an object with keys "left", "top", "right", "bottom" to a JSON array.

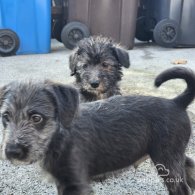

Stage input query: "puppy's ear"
[
  {"left": 0, "top": 85, "right": 9, "bottom": 108},
  {"left": 48, "top": 83, "right": 79, "bottom": 128},
  {"left": 69, "top": 53, "right": 77, "bottom": 76},
  {"left": 69, "top": 47, "right": 84, "bottom": 76},
  {"left": 112, "top": 47, "right": 130, "bottom": 68}
]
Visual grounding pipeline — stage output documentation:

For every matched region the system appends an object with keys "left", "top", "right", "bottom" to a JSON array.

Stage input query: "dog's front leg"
[
  {"left": 55, "top": 171, "right": 90, "bottom": 195},
  {"left": 55, "top": 160, "right": 90, "bottom": 195},
  {"left": 56, "top": 183, "right": 65, "bottom": 195},
  {"left": 62, "top": 184, "right": 90, "bottom": 195},
  {"left": 57, "top": 180, "right": 89, "bottom": 195},
  {"left": 56, "top": 179, "right": 90, "bottom": 195},
  {"left": 57, "top": 183, "right": 82, "bottom": 195}
]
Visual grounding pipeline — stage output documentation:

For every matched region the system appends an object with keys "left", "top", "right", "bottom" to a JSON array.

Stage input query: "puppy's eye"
[
  {"left": 102, "top": 62, "right": 109, "bottom": 68},
  {"left": 83, "top": 64, "right": 88, "bottom": 69},
  {"left": 31, "top": 114, "right": 43, "bottom": 124},
  {"left": 2, "top": 112, "right": 10, "bottom": 123}
]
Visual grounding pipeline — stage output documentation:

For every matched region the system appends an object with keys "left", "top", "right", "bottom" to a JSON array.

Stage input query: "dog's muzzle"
[
  {"left": 90, "top": 80, "right": 100, "bottom": 88},
  {"left": 5, "top": 143, "right": 28, "bottom": 160}
]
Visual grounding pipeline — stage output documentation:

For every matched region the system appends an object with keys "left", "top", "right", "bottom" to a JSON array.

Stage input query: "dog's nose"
[
  {"left": 90, "top": 81, "right": 100, "bottom": 88},
  {"left": 5, "top": 143, "right": 25, "bottom": 160}
]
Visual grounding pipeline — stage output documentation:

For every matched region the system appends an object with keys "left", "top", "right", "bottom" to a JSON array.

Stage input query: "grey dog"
[
  {"left": 0, "top": 67, "right": 195, "bottom": 195},
  {"left": 69, "top": 36, "right": 130, "bottom": 102}
]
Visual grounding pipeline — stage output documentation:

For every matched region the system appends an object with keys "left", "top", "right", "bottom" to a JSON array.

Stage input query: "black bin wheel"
[
  {"left": 153, "top": 19, "right": 179, "bottom": 48},
  {"left": 135, "top": 16, "right": 154, "bottom": 42},
  {"left": 61, "top": 21, "right": 90, "bottom": 49},
  {"left": 52, "top": 19, "right": 63, "bottom": 42},
  {"left": 0, "top": 29, "right": 20, "bottom": 56}
]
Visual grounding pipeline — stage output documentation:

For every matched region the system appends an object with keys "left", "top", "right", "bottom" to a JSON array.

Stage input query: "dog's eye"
[
  {"left": 102, "top": 62, "right": 109, "bottom": 68},
  {"left": 2, "top": 112, "right": 10, "bottom": 123},
  {"left": 83, "top": 64, "right": 88, "bottom": 69},
  {"left": 31, "top": 114, "right": 43, "bottom": 124}
]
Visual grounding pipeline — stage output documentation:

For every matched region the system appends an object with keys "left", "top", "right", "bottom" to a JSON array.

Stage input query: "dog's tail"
[{"left": 155, "top": 67, "right": 195, "bottom": 109}]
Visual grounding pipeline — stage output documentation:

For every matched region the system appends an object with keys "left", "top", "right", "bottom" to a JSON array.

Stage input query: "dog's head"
[
  {"left": 69, "top": 36, "right": 130, "bottom": 94},
  {"left": 0, "top": 81, "right": 79, "bottom": 165}
]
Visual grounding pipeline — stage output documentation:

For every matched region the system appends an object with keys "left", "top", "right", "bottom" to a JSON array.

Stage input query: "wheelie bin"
[
  {"left": 0, "top": 0, "right": 51, "bottom": 56},
  {"left": 136, "top": 0, "right": 195, "bottom": 48}
]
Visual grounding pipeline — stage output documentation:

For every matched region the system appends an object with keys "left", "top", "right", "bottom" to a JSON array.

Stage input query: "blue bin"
[{"left": 0, "top": 0, "right": 51, "bottom": 55}]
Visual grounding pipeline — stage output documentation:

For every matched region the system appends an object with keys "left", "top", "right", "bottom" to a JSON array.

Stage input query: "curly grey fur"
[
  {"left": 0, "top": 67, "right": 195, "bottom": 195},
  {"left": 69, "top": 36, "right": 130, "bottom": 102}
]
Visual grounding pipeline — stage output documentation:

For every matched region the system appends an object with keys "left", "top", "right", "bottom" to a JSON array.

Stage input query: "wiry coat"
[
  {"left": 0, "top": 67, "right": 195, "bottom": 195},
  {"left": 69, "top": 36, "right": 130, "bottom": 102}
]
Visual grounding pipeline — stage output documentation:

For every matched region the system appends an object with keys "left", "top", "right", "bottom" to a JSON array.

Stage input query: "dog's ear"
[
  {"left": 69, "top": 47, "right": 85, "bottom": 76},
  {"left": 69, "top": 53, "right": 77, "bottom": 76},
  {"left": 48, "top": 83, "right": 79, "bottom": 128},
  {"left": 112, "top": 47, "right": 130, "bottom": 68},
  {"left": 0, "top": 85, "right": 9, "bottom": 108}
]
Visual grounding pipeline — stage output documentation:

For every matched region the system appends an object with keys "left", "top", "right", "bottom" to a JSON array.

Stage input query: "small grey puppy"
[
  {"left": 69, "top": 36, "right": 130, "bottom": 102},
  {"left": 0, "top": 67, "right": 195, "bottom": 195}
]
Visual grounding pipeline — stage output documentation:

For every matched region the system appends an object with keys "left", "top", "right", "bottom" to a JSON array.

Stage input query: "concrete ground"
[{"left": 0, "top": 40, "right": 195, "bottom": 195}]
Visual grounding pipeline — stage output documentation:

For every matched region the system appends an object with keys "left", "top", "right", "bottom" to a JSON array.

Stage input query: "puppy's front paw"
[{"left": 63, "top": 185, "right": 90, "bottom": 195}]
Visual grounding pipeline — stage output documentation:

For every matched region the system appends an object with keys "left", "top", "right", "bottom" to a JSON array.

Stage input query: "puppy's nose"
[
  {"left": 90, "top": 81, "right": 100, "bottom": 88},
  {"left": 5, "top": 143, "right": 25, "bottom": 160}
]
